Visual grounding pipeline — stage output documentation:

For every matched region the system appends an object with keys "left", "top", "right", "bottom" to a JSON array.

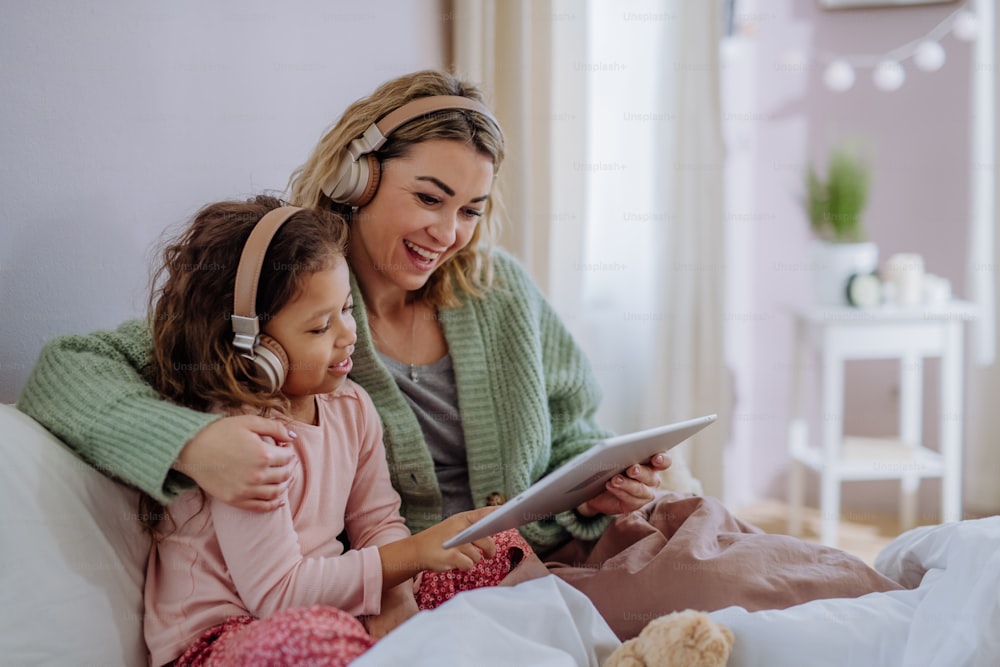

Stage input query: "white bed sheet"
[
  {"left": 711, "top": 517, "right": 1000, "bottom": 667},
  {"left": 349, "top": 518, "right": 1000, "bottom": 667},
  {"left": 352, "top": 575, "right": 620, "bottom": 667}
]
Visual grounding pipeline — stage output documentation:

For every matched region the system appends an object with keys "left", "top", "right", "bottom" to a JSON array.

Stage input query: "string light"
[
  {"left": 913, "top": 40, "right": 946, "bottom": 71},
  {"left": 824, "top": 59, "right": 856, "bottom": 92},
  {"left": 821, "top": 7, "right": 979, "bottom": 93},
  {"left": 873, "top": 59, "right": 906, "bottom": 91}
]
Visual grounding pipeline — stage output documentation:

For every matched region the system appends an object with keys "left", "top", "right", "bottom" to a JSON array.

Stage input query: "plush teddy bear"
[{"left": 603, "top": 609, "right": 734, "bottom": 667}]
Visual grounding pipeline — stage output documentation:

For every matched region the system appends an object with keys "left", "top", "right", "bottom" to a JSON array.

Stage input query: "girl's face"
[
  {"left": 264, "top": 259, "right": 356, "bottom": 421},
  {"left": 349, "top": 139, "right": 495, "bottom": 297}
]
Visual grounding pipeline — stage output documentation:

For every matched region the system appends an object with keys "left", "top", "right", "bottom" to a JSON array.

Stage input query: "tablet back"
[{"left": 442, "top": 413, "right": 717, "bottom": 548}]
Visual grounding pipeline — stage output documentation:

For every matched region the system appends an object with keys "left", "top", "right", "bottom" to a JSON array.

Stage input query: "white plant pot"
[{"left": 811, "top": 240, "right": 879, "bottom": 306}]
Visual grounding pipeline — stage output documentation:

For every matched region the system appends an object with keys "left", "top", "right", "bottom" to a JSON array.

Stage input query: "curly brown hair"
[
  {"left": 148, "top": 195, "right": 349, "bottom": 416},
  {"left": 141, "top": 194, "right": 348, "bottom": 535}
]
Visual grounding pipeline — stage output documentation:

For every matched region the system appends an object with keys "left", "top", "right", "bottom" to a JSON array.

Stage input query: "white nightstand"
[{"left": 786, "top": 301, "right": 977, "bottom": 546}]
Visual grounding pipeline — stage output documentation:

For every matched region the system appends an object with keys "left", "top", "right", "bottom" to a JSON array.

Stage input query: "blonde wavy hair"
[{"left": 287, "top": 70, "right": 506, "bottom": 307}]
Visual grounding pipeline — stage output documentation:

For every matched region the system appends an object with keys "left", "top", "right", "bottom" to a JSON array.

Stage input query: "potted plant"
[{"left": 804, "top": 142, "right": 879, "bottom": 306}]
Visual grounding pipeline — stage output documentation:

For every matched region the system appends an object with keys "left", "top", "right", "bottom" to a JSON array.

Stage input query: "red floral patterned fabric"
[
  {"left": 171, "top": 529, "right": 532, "bottom": 666},
  {"left": 174, "top": 606, "right": 373, "bottom": 667},
  {"left": 416, "top": 528, "right": 532, "bottom": 610}
]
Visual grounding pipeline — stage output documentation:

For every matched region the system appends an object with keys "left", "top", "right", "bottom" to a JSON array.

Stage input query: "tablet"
[{"left": 442, "top": 413, "right": 717, "bottom": 548}]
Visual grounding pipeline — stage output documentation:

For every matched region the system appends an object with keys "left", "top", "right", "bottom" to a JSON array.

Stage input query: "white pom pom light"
[
  {"left": 819, "top": 8, "right": 977, "bottom": 93},
  {"left": 873, "top": 60, "right": 905, "bottom": 92},
  {"left": 952, "top": 10, "right": 979, "bottom": 42},
  {"left": 824, "top": 60, "right": 856, "bottom": 92},
  {"left": 914, "top": 41, "right": 946, "bottom": 72}
]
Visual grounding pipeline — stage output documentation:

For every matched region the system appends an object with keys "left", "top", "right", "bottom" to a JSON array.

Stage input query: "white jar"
[{"left": 884, "top": 253, "right": 925, "bottom": 306}]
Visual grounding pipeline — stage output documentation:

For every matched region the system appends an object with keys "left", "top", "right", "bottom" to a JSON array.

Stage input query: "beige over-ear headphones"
[
  {"left": 321, "top": 95, "right": 500, "bottom": 207},
  {"left": 231, "top": 205, "right": 302, "bottom": 392}
]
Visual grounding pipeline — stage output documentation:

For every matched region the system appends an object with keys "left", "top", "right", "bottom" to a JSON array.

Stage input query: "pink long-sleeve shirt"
[{"left": 144, "top": 381, "right": 411, "bottom": 667}]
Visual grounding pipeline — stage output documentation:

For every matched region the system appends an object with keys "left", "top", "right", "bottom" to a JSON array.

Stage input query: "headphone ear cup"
[
  {"left": 252, "top": 334, "right": 289, "bottom": 392},
  {"left": 352, "top": 153, "right": 381, "bottom": 208},
  {"left": 326, "top": 151, "right": 380, "bottom": 207}
]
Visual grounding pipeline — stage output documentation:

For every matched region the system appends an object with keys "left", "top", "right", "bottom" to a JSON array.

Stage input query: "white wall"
[{"left": 0, "top": 0, "right": 446, "bottom": 403}]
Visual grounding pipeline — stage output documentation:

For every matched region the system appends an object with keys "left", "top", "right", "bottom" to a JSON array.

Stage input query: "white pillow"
[{"left": 0, "top": 404, "right": 150, "bottom": 666}]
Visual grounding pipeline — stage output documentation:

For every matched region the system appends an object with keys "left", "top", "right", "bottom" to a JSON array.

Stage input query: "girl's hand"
[
  {"left": 576, "top": 452, "right": 672, "bottom": 517},
  {"left": 378, "top": 507, "right": 498, "bottom": 589},
  {"left": 175, "top": 415, "right": 298, "bottom": 511},
  {"left": 415, "top": 507, "right": 499, "bottom": 572}
]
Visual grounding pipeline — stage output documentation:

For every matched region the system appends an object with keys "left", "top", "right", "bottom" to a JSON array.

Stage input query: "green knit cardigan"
[{"left": 17, "top": 250, "right": 613, "bottom": 552}]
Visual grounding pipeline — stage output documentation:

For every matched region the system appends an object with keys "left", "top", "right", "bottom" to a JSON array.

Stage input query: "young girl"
[{"left": 142, "top": 195, "right": 530, "bottom": 667}]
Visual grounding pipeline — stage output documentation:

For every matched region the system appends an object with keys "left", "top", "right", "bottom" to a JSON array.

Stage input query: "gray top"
[{"left": 377, "top": 352, "right": 474, "bottom": 517}]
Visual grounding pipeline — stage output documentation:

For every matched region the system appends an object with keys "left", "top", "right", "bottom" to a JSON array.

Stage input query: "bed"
[
  {"left": 2, "top": 401, "right": 997, "bottom": 666},
  {"left": 351, "top": 515, "right": 1000, "bottom": 667}
]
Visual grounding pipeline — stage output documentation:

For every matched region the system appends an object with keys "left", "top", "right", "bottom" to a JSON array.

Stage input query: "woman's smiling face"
[{"left": 348, "top": 139, "right": 495, "bottom": 296}]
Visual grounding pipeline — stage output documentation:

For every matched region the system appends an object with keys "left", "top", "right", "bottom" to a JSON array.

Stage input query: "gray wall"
[{"left": 0, "top": 0, "right": 447, "bottom": 403}]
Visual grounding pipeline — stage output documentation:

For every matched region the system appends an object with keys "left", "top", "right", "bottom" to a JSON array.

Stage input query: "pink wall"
[{"left": 739, "top": 0, "right": 974, "bottom": 516}]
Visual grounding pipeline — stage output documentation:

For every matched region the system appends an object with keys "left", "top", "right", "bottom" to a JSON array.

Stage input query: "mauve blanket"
[{"left": 543, "top": 492, "right": 902, "bottom": 639}]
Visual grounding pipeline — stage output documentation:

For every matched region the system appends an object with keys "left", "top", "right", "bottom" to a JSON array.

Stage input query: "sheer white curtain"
[
  {"left": 965, "top": 0, "right": 1000, "bottom": 512},
  {"left": 644, "top": 0, "right": 729, "bottom": 497},
  {"left": 574, "top": 0, "right": 728, "bottom": 497},
  {"left": 965, "top": 0, "right": 997, "bottom": 513},
  {"left": 452, "top": 0, "right": 567, "bottom": 299},
  {"left": 451, "top": 0, "right": 729, "bottom": 497}
]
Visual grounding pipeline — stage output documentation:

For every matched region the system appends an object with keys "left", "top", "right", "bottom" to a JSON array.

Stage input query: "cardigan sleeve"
[
  {"left": 493, "top": 253, "right": 616, "bottom": 551},
  {"left": 16, "top": 318, "right": 217, "bottom": 502},
  {"left": 536, "top": 295, "right": 615, "bottom": 548}
]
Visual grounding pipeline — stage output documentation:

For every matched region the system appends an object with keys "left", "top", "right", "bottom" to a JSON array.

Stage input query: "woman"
[{"left": 18, "top": 70, "right": 898, "bottom": 641}]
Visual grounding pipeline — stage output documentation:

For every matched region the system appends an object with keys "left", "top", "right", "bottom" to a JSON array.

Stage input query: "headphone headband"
[
  {"left": 321, "top": 95, "right": 500, "bottom": 205},
  {"left": 372, "top": 95, "right": 499, "bottom": 145},
  {"left": 231, "top": 206, "right": 303, "bottom": 354}
]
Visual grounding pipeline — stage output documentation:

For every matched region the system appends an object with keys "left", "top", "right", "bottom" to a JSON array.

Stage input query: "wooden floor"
[{"left": 733, "top": 499, "right": 918, "bottom": 566}]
